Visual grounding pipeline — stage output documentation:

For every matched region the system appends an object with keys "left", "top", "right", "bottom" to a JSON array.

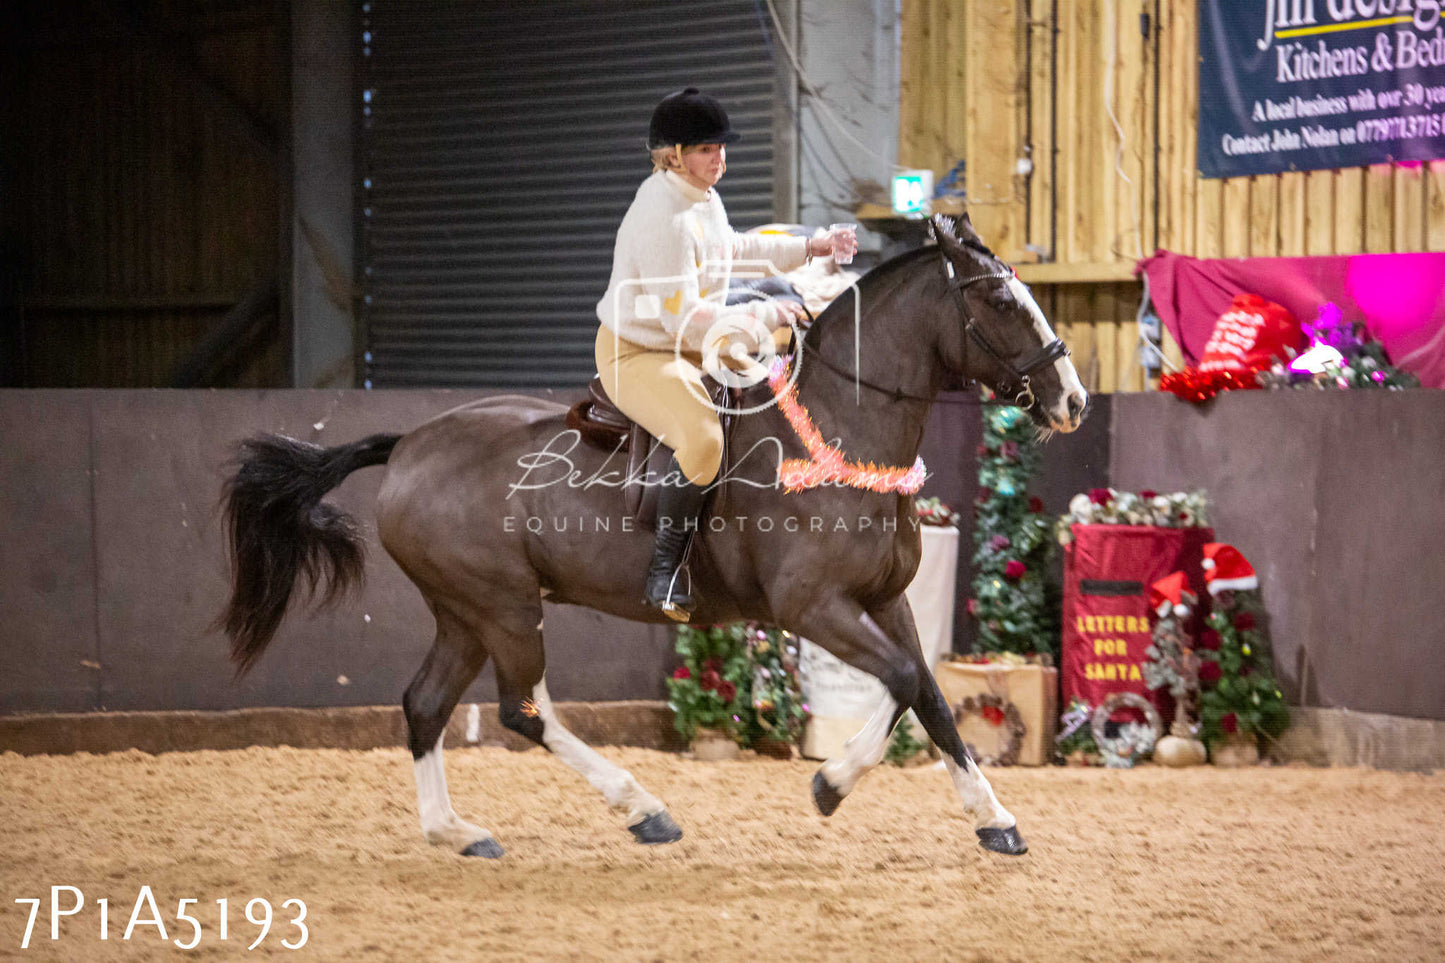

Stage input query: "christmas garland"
[
  {"left": 968, "top": 405, "right": 1057, "bottom": 658},
  {"left": 768, "top": 358, "right": 927, "bottom": 494},
  {"left": 951, "top": 694, "right": 1026, "bottom": 766}
]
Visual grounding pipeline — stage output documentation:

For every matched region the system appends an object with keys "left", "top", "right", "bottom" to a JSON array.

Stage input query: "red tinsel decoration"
[{"left": 1159, "top": 367, "right": 1264, "bottom": 403}]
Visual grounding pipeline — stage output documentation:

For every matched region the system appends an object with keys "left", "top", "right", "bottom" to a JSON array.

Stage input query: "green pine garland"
[
  {"left": 968, "top": 406, "right": 1058, "bottom": 657},
  {"left": 1197, "top": 591, "right": 1289, "bottom": 747}
]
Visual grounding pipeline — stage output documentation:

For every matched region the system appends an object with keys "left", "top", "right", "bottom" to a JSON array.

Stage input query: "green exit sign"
[{"left": 891, "top": 169, "right": 934, "bottom": 216}]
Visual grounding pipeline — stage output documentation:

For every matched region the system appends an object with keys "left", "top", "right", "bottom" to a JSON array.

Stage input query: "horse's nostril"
[{"left": 1067, "top": 392, "right": 1086, "bottom": 420}]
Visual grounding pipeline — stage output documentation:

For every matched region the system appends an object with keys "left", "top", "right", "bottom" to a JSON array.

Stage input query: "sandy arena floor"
[{"left": 1, "top": 746, "right": 1442, "bottom": 961}]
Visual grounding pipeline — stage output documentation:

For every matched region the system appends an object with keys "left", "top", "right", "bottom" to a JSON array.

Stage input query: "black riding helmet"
[{"left": 648, "top": 87, "right": 741, "bottom": 149}]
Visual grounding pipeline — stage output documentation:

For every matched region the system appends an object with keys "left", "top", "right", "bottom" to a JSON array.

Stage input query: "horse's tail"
[{"left": 220, "top": 432, "right": 401, "bottom": 675}]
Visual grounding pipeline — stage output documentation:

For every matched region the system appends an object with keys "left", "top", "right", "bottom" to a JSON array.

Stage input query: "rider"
[{"left": 595, "top": 87, "right": 854, "bottom": 621}]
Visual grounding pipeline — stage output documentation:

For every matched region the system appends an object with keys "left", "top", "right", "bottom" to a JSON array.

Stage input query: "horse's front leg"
[
  {"left": 783, "top": 598, "right": 921, "bottom": 813},
  {"left": 867, "top": 596, "right": 1026, "bottom": 855}
]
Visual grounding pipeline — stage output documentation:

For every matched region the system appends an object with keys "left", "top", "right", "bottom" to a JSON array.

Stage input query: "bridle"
[
  {"left": 942, "top": 248, "right": 1071, "bottom": 409},
  {"left": 801, "top": 245, "right": 1070, "bottom": 409}
]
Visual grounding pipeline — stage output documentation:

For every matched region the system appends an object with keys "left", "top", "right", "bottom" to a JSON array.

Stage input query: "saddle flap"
[
  {"left": 626, "top": 432, "right": 673, "bottom": 524},
  {"left": 566, "top": 375, "right": 632, "bottom": 453}
]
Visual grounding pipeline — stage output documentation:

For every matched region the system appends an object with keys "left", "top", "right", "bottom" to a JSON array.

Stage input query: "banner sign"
[{"left": 1198, "top": 0, "right": 1445, "bottom": 178}]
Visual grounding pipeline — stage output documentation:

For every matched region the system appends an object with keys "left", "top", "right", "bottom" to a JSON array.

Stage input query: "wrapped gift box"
[{"left": 933, "top": 662, "right": 1059, "bottom": 766}]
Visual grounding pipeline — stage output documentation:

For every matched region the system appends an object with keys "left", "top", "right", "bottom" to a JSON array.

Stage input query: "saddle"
[{"left": 566, "top": 375, "right": 738, "bottom": 529}]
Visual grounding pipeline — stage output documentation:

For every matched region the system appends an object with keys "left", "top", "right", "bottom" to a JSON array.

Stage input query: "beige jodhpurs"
[{"left": 594, "top": 327, "right": 723, "bottom": 485}]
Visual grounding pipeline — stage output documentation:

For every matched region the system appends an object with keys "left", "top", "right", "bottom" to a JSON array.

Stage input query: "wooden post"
[{"left": 964, "top": 0, "right": 1025, "bottom": 258}]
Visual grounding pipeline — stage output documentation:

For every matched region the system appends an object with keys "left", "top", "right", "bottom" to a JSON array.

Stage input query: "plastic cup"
[{"left": 829, "top": 222, "right": 858, "bottom": 265}]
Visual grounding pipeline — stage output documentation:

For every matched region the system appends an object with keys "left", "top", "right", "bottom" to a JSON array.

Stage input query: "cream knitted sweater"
[{"left": 596, "top": 170, "right": 810, "bottom": 352}]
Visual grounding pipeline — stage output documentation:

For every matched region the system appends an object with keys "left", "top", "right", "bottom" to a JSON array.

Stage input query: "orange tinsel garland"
[{"left": 767, "top": 359, "right": 927, "bottom": 494}]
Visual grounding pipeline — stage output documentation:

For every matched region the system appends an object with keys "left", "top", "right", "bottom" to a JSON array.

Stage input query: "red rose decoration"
[
  {"left": 1028, "top": 496, "right": 1044, "bottom": 513},
  {"left": 976, "top": 444, "right": 989, "bottom": 458},
  {"left": 717, "top": 680, "right": 737, "bottom": 702},
  {"left": 672, "top": 666, "right": 691, "bottom": 681},
  {"left": 1198, "top": 660, "right": 1222, "bottom": 687},
  {"left": 966, "top": 598, "right": 979, "bottom": 616},
  {"left": 1221, "top": 711, "right": 1238, "bottom": 734},
  {"left": 1235, "top": 612, "right": 1256, "bottom": 631},
  {"left": 1140, "top": 489, "right": 1158, "bottom": 499},
  {"left": 1004, "top": 560, "right": 1026, "bottom": 580},
  {"left": 1088, "top": 487, "right": 1112, "bottom": 505},
  {"left": 1199, "top": 629, "right": 1221, "bottom": 651},
  {"left": 700, "top": 669, "right": 721, "bottom": 692},
  {"left": 981, "top": 705, "right": 1006, "bottom": 726},
  {"left": 977, "top": 486, "right": 992, "bottom": 504}
]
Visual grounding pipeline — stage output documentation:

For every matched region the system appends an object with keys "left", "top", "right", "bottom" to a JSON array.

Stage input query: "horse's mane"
[{"left": 805, "top": 231, "right": 1003, "bottom": 339}]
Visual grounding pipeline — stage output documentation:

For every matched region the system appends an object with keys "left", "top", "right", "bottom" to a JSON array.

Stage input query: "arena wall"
[
  {"left": 2, "top": 390, "right": 1439, "bottom": 726},
  {"left": 1112, "top": 390, "right": 1445, "bottom": 722},
  {"left": 0, "top": 388, "right": 1106, "bottom": 720}
]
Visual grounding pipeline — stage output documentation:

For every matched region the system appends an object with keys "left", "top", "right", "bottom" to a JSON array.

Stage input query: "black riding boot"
[{"left": 644, "top": 458, "right": 708, "bottom": 622}]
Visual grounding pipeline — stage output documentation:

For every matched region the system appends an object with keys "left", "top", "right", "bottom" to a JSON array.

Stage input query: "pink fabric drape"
[{"left": 1138, "top": 251, "right": 1445, "bottom": 388}]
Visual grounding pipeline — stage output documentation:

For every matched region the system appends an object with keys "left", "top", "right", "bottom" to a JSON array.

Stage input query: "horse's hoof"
[
  {"left": 461, "top": 838, "right": 505, "bottom": 859},
  {"left": 812, "top": 771, "right": 845, "bottom": 817},
  {"left": 629, "top": 810, "right": 683, "bottom": 845},
  {"left": 976, "top": 825, "right": 1028, "bottom": 856}
]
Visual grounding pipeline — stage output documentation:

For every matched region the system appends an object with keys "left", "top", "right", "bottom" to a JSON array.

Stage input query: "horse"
[{"left": 220, "top": 213, "right": 1087, "bottom": 859}]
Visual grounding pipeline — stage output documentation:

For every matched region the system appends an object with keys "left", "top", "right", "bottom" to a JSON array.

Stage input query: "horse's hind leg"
[
  {"left": 404, "top": 607, "right": 503, "bottom": 857},
  {"left": 488, "top": 604, "right": 682, "bottom": 845}
]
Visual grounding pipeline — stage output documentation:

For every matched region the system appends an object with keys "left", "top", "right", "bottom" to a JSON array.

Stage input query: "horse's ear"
[{"left": 955, "top": 211, "right": 982, "bottom": 243}]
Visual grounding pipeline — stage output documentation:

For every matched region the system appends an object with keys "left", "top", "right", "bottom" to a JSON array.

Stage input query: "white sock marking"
[
  {"left": 943, "top": 754, "right": 1016, "bottom": 830},
  {"left": 530, "top": 679, "right": 665, "bottom": 824},
  {"left": 413, "top": 732, "right": 492, "bottom": 849},
  {"left": 820, "top": 692, "right": 898, "bottom": 796}
]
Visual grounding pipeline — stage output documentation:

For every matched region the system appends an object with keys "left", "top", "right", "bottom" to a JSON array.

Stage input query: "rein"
[{"left": 800, "top": 247, "right": 1070, "bottom": 409}]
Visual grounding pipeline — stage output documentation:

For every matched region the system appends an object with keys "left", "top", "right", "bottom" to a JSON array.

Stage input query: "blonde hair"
[{"left": 649, "top": 143, "right": 725, "bottom": 176}]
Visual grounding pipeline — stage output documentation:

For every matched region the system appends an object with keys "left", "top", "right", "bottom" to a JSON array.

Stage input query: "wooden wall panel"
[
  {"left": 899, "top": 0, "right": 1445, "bottom": 392},
  {"left": 13, "top": 1, "right": 286, "bottom": 387}
]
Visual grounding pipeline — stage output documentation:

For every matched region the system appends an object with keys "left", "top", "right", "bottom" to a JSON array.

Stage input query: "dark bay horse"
[{"left": 221, "top": 214, "right": 1086, "bottom": 859}]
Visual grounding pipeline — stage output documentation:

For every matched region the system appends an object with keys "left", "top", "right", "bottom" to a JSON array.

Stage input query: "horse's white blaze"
[
  {"left": 820, "top": 692, "right": 898, "bottom": 796},
  {"left": 414, "top": 733, "right": 493, "bottom": 849},
  {"left": 530, "top": 679, "right": 665, "bottom": 824},
  {"left": 1008, "top": 276, "right": 1086, "bottom": 428},
  {"left": 943, "top": 754, "right": 1016, "bottom": 830}
]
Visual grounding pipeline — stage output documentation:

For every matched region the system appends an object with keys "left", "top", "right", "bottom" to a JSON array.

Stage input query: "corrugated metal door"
[{"left": 359, "top": 0, "right": 781, "bottom": 388}]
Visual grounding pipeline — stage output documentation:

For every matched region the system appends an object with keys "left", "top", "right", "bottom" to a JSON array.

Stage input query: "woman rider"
[{"left": 595, "top": 87, "right": 855, "bottom": 621}]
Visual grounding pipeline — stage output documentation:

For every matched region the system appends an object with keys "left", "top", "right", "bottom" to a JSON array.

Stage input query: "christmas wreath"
[
  {"left": 1090, "top": 693, "right": 1161, "bottom": 768},
  {"left": 952, "top": 693, "right": 1026, "bottom": 767}
]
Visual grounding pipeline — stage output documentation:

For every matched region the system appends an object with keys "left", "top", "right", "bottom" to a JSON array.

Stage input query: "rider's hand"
[{"left": 773, "top": 299, "right": 809, "bottom": 328}]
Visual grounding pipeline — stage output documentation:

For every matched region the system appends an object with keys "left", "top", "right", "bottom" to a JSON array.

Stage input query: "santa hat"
[
  {"left": 1149, "top": 571, "right": 1196, "bottom": 618},
  {"left": 1202, "top": 543, "right": 1258, "bottom": 594}
]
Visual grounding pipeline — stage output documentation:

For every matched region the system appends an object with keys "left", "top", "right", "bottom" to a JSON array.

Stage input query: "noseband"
[{"left": 941, "top": 251, "right": 1070, "bottom": 409}]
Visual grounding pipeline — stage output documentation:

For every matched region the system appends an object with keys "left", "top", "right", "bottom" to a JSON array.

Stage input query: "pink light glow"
[{"left": 1345, "top": 254, "right": 1445, "bottom": 344}]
